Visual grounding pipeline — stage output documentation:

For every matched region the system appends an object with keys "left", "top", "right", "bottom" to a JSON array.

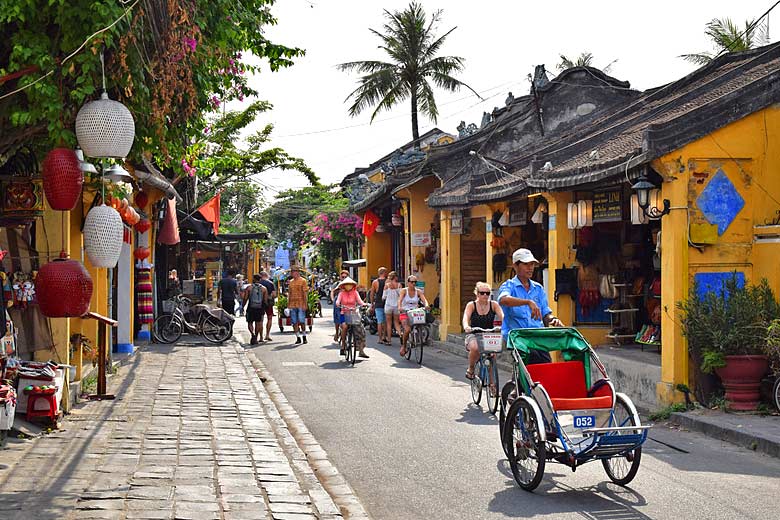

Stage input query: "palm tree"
[
  {"left": 338, "top": 2, "right": 479, "bottom": 147},
  {"left": 557, "top": 52, "right": 616, "bottom": 73},
  {"left": 681, "top": 17, "right": 770, "bottom": 65}
]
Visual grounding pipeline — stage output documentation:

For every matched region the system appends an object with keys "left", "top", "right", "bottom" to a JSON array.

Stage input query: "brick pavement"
[{"left": 0, "top": 336, "right": 344, "bottom": 520}]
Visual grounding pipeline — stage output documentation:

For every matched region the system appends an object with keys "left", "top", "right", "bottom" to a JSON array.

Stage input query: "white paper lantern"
[
  {"left": 84, "top": 204, "right": 124, "bottom": 268},
  {"left": 75, "top": 92, "right": 135, "bottom": 159}
]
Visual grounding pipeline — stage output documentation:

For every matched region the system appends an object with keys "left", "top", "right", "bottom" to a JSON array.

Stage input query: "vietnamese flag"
[
  {"left": 197, "top": 192, "right": 221, "bottom": 236},
  {"left": 362, "top": 209, "right": 379, "bottom": 238}
]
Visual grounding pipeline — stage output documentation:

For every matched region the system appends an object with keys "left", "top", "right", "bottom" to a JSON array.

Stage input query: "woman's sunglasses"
[{"left": 478, "top": 291, "right": 490, "bottom": 295}]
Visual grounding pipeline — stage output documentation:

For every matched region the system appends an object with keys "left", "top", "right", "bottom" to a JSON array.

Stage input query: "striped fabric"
[{"left": 136, "top": 268, "right": 154, "bottom": 324}]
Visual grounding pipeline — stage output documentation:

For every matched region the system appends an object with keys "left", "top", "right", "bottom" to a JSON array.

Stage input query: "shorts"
[
  {"left": 289, "top": 307, "right": 307, "bottom": 325},
  {"left": 246, "top": 306, "right": 264, "bottom": 323},
  {"left": 384, "top": 306, "right": 399, "bottom": 317},
  {"left": 265, "top": 305, "right": 274, "bottom": 318},
  {"left": 333, "top": 305, "right": 345, "bottom": 324},
  {"left": 221, "top": 299, "right": 236, "bottom": 315},
  {"left": 374, "top": 307, "right": 386, "bottom": 324}
]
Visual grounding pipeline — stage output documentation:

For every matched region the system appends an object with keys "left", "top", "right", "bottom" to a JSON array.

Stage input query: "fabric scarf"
[{"left": 136, "top": 268, "right": 154, "bottom": 324}]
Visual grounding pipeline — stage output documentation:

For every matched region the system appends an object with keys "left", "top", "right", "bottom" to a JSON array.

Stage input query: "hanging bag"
[{"left": 599, "top": 274, "right": 618, "bottom": 300}]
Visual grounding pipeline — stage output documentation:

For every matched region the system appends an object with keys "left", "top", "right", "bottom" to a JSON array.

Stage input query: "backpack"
[{"left": 249, "top": 283, "right": 265, "bottom": 309}]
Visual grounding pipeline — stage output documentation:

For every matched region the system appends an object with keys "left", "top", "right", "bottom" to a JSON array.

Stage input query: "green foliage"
[
  {"left": 338, "top": 1, "right": 479, "bottom": 144},
  {"left": 262, "top": 185, "right": 348, "bottom": 248},
  {"left": 678, "top": 274, "right": 780, "bottom": 373},
  {"left": 275, "top": 294, "right": 288, "bottom": 313},
  {"left": 649, "top": 402, "right": 689, "bottom": 421},
  {"left": 557, "top": 52, "right": 615, "bottom": 73},
  {"left": 765, "top": 319, "right": 780, "bottom": 373},
  {"left": 680, "top": 17, "right": 770, "bottom": 65},
  {"left": 1, "top": 0, "right": 303, "bottom": 164},
  {"left": 307, "top": 291, "right": 320, "bottom": 316}
]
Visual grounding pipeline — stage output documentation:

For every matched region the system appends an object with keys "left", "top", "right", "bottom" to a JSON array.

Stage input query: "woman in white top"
[
  {"left": 398, "top": 275, "right": 429, "bottom": 357},
  {"left": 381, "top": 271, "right": 401, "bottom": 346}
]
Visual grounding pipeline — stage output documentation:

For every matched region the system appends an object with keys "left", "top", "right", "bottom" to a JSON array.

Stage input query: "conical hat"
[{"left": 337, "top": 277, "right": 357, "bottom": 289}]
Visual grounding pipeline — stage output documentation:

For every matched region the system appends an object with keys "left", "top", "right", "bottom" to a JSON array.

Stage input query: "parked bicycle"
[
  {"left": 153, "top": 295, "right": 234, "bottom": 344},
  {"left": 469, "top": 326, "right": 503, "bottom": 414},
  {"left": 402, "top": 308, "right": 429, "bottom": 365}
]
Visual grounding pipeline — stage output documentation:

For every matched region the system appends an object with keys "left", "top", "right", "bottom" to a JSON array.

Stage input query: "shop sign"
[
  {"left": 411, "top": 232, "right": 432, "bottom": 247},
  {"left": 592, "top": 189, "right": 623, "bottom": 223},
  {"left": 450, "top": 211, "right": 463, "bottom": 234},
  {"left": 508, "top": 200, "right": 527, "bottom": 226}
]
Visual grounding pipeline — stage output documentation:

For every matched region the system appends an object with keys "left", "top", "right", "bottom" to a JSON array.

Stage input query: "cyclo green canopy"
[{"left": 507, "top": 327, "right": 593, "bottom": 387}]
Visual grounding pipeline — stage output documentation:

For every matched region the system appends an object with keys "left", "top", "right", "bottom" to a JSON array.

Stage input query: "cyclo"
[{"left": 501, "top": 327, "right": 650, "bottom": 491}]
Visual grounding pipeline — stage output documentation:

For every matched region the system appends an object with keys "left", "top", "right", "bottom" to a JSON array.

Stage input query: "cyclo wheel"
[
  {"left": 602, "top": 394, "right": 642, "bottom": 486},
  {"left": 349, "top": 327, "right": 357, "bottom": 366},
  {"left": 414, "top": 328, "right": 424, "bottom": 365},
  {"left": 202, "top": 316, "right": 232, "bottom": 344},
  {"left": 487, "top": 357, "right": 500, "bottom": 415},
  {"left": 499, "top": 381, "right": 515, "bottom": 457},
  {"left": 773, "top": 375, "right": 780, "bottom": 411},
  {"left": 470, "top": 358, "right": 483, "bottom": 405},
  {"left": 153, "top": 314, "right": 182, "bottom": 344},
  {"left": 505, "top": 398, "right": 546, "bottom": 491}
]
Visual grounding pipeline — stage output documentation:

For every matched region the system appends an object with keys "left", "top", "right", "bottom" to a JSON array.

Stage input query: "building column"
[
  {"left": 116, "top": 228, "right": 133, "bottom": 353},
  {"left": 657, "top": 169, "right": 690, "bottom": 404},
  {"left": 544, "top": 192, "right": 576, "bottom": 326},
  {"left": 439, "top": 210, "right": 461, "bottom": 339}
]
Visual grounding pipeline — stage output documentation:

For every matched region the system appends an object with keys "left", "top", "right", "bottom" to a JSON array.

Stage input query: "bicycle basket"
[
  {"left": 407, "top": 308, "right": 427, "bottom": 325},
  {"left": 343, "top": 309, "right": 362, "bottom": 325},
  {"left": 476, "top": 333, "right": 502, "bottom": 352}
]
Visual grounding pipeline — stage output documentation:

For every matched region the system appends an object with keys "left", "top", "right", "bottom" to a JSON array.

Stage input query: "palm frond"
[
  {"left": 679, "top": 52, "right": 715, "bottom": 65},
  {"left": 337, "top": 60, "right": 396, "bottom": 74},
  {"left": 416, "top": 80, "right": 438, "bottom": 121}
]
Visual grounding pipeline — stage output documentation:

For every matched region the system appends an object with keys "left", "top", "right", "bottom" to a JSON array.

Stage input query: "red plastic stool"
[{"left": 26, "top": 391, "right": 58, "bottom": 423}]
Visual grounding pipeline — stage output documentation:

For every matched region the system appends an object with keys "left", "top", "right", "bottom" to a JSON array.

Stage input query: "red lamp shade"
[
  {"left": 135, "top": 218, "right": 151, "bottom": 234},
  {"left": 42, "top": 148, "right": 83, "bottom": 210},
  {"left": 36, "top": 254, "right": 93, "bottom": 317},
  {"left": 134, "top": 190, "right": 149, "bottom": 209},
  {"left": 134, "top": 246, "right": 150, "bottom": 260}
]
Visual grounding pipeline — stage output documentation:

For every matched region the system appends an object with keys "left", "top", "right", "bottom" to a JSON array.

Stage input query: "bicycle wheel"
[
  {"left": 349, "top": 327, "right": 357, "bottom": 366},
  {"left": 487, "top": 357, "right": 500, "bottom": 415},
  {"left": 414, "top": 328, "right": 424, "bottom": 365},
  {"left": 201, "top": 316, "right": 232, "bottom": 344},
  {"left": 470, "top": 359, "right": 483, "bottom": 405},
  {"left": 602, "top": 394, "right": 642, "bottom": 486},
  {"left": 404, "top": 329, "right": 412, "bottom": 360},
  {"left": 345, "top": 327, "right": 355, "bottom": 364},
  {"left": 505, "top": 398, "right": 546, "bottom": 491},
  {"left": 773, "top": 376, "right": 780, "bottom": 411},
  {"left": 153, "top": 314, "right": 182, "bottom": 344}
]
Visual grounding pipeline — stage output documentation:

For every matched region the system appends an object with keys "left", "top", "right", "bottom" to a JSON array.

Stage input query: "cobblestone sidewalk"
[{"left": 0, "top": 336, "right": 343, "bottom": 520}]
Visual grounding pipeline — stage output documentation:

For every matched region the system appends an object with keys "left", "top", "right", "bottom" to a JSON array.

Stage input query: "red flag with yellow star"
[{"left": 362, "top": 209, "right": 379, "bottom": 238}]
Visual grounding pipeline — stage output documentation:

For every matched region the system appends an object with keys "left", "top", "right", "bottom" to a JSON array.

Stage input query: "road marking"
[{"left": 281, "top": 361, "right": 317, "bottom": 367}]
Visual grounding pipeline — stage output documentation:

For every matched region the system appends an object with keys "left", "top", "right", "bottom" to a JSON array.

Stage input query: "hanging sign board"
[
  {"left": 508, "top": 200, "right": 527, "bottom": 226},
  {"left": 592, "top": 189, "right": 623, "bottom": 223},
  {"left": 411, "top": 232, "right": 432, "bottom": 247},
  {"left": 450, "top": 211, "right": 463, "bottom": 234}
]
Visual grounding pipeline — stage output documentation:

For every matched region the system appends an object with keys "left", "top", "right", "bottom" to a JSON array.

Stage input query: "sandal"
[{"left": 465, "top": 368, "right": 475, "bottom": 380}]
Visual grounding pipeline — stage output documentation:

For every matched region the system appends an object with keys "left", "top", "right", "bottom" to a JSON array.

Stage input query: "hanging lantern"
[
  {"left": 135, "top": 190, "right": 149, "bottom": 209},
  {"left": 135, "top": 218, "right": 151, "bottom": 234},
  {"left": 134, "top": 246, "right": 150, "bottom": 260},
  {"left": 83, "top": 205, "right": 124, "bottom": 268},
  {"left": 41, "top": 149, "right": 83, "bottom": 211},
  {"left": 75, "top": 92, "right": 135, "bottom": 159},
  {"left": 128, "top": 208, "right": 140, "bottom": 225},
  {"left": 36, "top": 253, "right": 93, "bottom": 317}
]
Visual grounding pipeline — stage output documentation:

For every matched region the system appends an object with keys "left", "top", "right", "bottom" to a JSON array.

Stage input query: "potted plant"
[
  {"left": 679, "top": 274, "right": 778, "bottom": 410},
  {"left": 276, "top": 295, "right": 288, "bottom": 332}
]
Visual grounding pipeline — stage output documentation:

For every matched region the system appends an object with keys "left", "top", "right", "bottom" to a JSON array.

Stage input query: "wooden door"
[{"left": 460, "top": 240, "right": 486, "bottom": 313}]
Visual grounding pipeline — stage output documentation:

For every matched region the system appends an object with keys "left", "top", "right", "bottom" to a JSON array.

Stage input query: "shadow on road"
[{"left": 456, "top": 403, "right": 500, "bottom": 426}]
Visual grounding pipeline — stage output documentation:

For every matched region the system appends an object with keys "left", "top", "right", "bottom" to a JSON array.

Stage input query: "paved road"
[{"left": 251, "top": 308, "right": 780, "bottom": 520}]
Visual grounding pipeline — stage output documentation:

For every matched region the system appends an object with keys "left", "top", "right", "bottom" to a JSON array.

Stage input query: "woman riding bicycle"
[
  {"left": 335, "top": 277, "right": 369, "bottom": 359},
  {"left": 398, "top": 275, "right": 430, "bottom": 357},
  {"left": 462, "top": 281, "right": 504, "bottom": 380}
]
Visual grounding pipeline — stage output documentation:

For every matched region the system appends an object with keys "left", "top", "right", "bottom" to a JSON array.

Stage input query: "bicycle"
[
  {"left": 340, "top": 305, "right": 365, "bottom": 366},
  {"left": 153, "top": 295, "right": 234, "bottom": 344},
  {"left": 469, "top": 326, "right": 503, "bottom": 415},
  {"left": 402, "top": 308, "right": 429, "bottom": 365}
]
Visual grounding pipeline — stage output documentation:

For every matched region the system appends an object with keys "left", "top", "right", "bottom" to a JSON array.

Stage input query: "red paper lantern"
[
  {"left": 134, "top": 190, "right": 149, "bottom": 209},
  {"left": 135, "top": 218, "right": 151, "bottom": 234},
  {"left": 36, "top": 253, "right": 93, "bottom": 317},
  {"left": 134, "top": 247, "right": 150, "bottom": 260},
  {"left": 42, "top": 148, "right": 83, "bottom": 210}
]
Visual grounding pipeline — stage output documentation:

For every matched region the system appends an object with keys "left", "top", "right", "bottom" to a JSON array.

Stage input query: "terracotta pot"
[{"left": 714, "top": 355, "right": 770, "bottom": 411}]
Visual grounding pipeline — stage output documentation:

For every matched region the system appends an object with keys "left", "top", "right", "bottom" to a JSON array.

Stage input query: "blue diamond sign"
[{"left": 696, "top": 169, "right": 744, "bottom": 236}]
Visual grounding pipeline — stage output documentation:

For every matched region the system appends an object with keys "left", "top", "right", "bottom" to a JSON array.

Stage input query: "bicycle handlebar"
[{"left": 469, "top": 326, "right": 502, "bottom": 333}]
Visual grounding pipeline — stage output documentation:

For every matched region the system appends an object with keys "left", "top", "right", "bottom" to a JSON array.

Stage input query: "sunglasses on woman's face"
[
  {"left": 478, "top": 291, "right": 490, "bottom": 295},
  {"left": 408, "top": 280, "right": 416, "bottom": 283}
]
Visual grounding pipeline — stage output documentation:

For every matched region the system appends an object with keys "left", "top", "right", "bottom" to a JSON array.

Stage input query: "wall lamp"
[{"left": 631, "top": 175, "right": 670, "bottom": 218}]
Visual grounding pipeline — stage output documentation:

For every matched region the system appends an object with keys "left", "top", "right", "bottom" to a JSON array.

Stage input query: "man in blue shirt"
[{"left": 498, "top": 248, "right": 563, "bottom": 363}]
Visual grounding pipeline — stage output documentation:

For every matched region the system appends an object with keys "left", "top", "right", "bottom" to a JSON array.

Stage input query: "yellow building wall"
[
  {"left": 439, "top": 209, "right": 461, "bottom": 338},
  {"left": 365, "top": 230, "right": 392, "bottom": 283},
  {"left": 652, "top": 105, "right": 780, "bottom": 404},
  {"left": 399, "top": 176, "right": 441, "bottom": 303}
]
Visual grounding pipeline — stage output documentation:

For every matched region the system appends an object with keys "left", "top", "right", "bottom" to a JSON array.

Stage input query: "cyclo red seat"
[{"left": 526, "top": 361, "right": 613, "bottom": 411}]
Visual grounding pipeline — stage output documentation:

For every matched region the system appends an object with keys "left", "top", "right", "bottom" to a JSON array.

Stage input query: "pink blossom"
[{"left": 183, "top": 37, "right": 197, "bottom": 52}]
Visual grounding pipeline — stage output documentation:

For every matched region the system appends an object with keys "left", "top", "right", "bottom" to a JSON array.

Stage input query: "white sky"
[{"left": 233, "top": 0, "right": 777, "bottom": 199}]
